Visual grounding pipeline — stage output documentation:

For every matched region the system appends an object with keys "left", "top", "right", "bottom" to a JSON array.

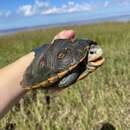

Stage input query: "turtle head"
[
  {"left": 74, "top": 39, "right": 104, "bottom": 66},
  {"left": 76, "top": 39, "right": 105, "bottom": 80},
  {"left": 88, "top": 44, "right": 104, "bottom": 63},
  {"left": 73, "top": 39, "right": 104, "bottom": 64}
]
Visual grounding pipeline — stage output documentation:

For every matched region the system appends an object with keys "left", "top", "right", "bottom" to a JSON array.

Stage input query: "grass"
[{"left": 0, "top": 22, "right": 130, "bottom": 130}]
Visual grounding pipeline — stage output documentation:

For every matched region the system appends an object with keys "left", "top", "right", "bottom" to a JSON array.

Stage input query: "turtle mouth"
[
  {"left": 88, "top": 56, "right": 105, "bottom": 67},
  {"left": 87, "top": 45, "right": 105, "bottom": 67}
]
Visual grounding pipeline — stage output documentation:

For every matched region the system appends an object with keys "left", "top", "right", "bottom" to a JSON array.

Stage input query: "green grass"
[{"left": 0, "top": 22, "right": 130, "bottom": 130}]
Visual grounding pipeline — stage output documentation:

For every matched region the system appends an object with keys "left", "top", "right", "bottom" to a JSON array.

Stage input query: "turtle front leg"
[
  {"left": 77, "top": 64, "right": 96, "bottom": 80},
  {"left": 78, "top": 57, "right": 105, "bottom": 81}
]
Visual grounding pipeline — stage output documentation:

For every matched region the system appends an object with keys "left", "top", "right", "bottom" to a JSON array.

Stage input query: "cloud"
[
  {"left": 18, "top": 0, "right": 92, "bottom": 16},
  {"left": 0, "top": 11, "right": 11, "bottom": 18},
  {"left": 18, "top": 5, "right": 35, "bottom": 16},
  {"left": 42, "top": 2, "right": 91, "bottom": 15},
  {"left": 18, "top": 0, "right": 50, "bottom": 16},
  {"left": 42, "top": 7, "right": 60, "bottom": 15},
  {"left": 17, "top": 0, "right": 130, "bottom": 17},
  {"left": 105, "top": 0, "right": 130, "bottom": 7},
  {"left": 63, "top": 1, "right": 91, "bottom": 13},
  {"left": 35, "top": 0, "right": 49, "bottom": 9}
]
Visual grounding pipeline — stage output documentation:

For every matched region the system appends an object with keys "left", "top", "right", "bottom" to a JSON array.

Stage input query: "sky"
[{"left": 0, "top": 0, "right": 130, "bottom": 30}]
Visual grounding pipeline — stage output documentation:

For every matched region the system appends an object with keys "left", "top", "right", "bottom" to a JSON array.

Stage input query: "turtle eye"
[{"left": 57, "top": 52, "right": 65, "bottom": 59}]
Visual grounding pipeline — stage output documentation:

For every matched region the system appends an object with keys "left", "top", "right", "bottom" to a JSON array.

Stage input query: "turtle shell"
[
  {"left": 22, "top": 38, "right": 103, "bottom": 90},
  {"left": 22, "top": 39, "right": 92, "bottom": 90}
]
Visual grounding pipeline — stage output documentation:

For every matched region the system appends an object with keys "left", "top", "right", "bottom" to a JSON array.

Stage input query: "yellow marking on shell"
[
  {"left": 24, "top": 68, "right": 73, "bottom": 91},
  {"left": 23, "top": 55, "right": 88, "bottom": 91},
  {"left": 23, "top": 88, "right": 32, "bottom": 91},
  {"left": 80, "top": 55, "right": 86, "bottom": 62},
  {"left": 68, "top": 55, "right": 86, "bottom": 72},
  {"left": 68, "top": 64, "right": 77, "bottom": 71},
  {"left": 48, "top": 75, "right": 59, "bottom": 83},
  {"left": 58, "top": 52, "right": 65, "bottom": 59},
  {"left": 57, "top": 69, "right": 69, "bottom": 78},
  {"left": 24, "top": 80, "right": 52, "bottom": 90}
]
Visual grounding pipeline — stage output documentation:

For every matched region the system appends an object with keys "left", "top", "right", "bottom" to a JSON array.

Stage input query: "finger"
[{"left": 52, "top": 30, "right": 75, "bottom": 43}]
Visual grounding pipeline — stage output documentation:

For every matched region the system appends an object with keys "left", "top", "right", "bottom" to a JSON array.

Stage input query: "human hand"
[{"left": 52, "top": 29, "right": 75, "bottom": 42}]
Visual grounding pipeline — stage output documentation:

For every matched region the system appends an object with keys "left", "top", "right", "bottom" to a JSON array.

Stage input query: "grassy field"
[{"left": 0, "top": 22, "right": 130, "bottom": 130}]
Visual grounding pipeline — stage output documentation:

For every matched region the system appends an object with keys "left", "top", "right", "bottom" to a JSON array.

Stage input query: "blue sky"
[{"left": 0, "top": 0, "right": 130, "bottom": 30}]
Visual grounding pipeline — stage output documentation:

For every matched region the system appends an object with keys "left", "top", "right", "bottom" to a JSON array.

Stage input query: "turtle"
[{"left": 21, "top": 38, "right": 105, "bottom": 92}]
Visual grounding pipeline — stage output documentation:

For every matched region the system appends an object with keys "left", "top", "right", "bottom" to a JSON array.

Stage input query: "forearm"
[
  {"left": 0, "top": 30, "right": 75, "bottom": 118},
  {"left": 0, "top": 52, "right": 35, "bottom": 118}
]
